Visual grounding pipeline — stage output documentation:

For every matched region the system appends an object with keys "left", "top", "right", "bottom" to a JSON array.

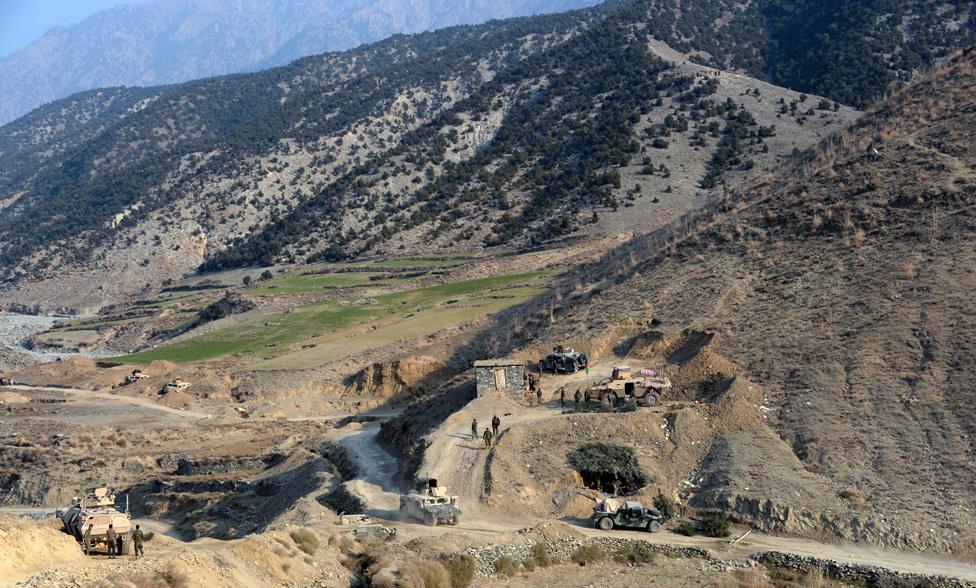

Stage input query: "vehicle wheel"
[
  {"left": 597, "top": 517, "right": 614, "bottom": 531},
  {"left": 425, "top": 513, "right": 437, "bottom": 526},
  {"left": 648, "top": 521, "right": 662, "bottom": 533},
  {"left": 643, "top": 392, "right": 660, "bottom": 407},
  {"left": 449, "top": 516, "right": 458, "bottom": 526},
  {"left": 120, "top": 535, "right": 131, "bottom": 555}
]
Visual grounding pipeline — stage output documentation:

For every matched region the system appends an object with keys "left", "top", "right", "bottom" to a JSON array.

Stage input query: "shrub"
[
  {"left": 701, "top": 512, "right": 730, "bottom": 538},
  {"left": 567, "top": 443, "right": 647, "bottom": 494},
  {"left": 654, "top": 491, "right": 676, "bottom": 521},
  {"left": 281, "top": 563, "right": 291, "bottom": 573},
  {"left": 494, "top": 555, "right": 520, "bottom": 576},
  {"left": 612, "top": 543, "right": 656, "bottom": 564},
  {"left": 571, "top": 542, "right": 606, "bottom": 565},
  {"left": 400, "top": 560, "right": 450, "bottom": 588},
  {"left": 674, "top": 521, "right": 697, "bottom": 536},
  {"left": 529, "top": 542, "right": 552, "bottom": 568},
  {"left": 289, "top": 528, "right": 320, "bottom": 555},
  {"left": 442, "top": 554, "right": 476, "bottom": 588}
]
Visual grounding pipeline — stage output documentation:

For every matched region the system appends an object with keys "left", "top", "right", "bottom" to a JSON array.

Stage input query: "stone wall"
[{"left": 475, "top": 364, "right": 525, "bottom": 400}]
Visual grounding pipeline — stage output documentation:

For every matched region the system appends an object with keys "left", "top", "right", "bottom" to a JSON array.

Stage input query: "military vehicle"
[
  {"left": 57, "top": 487, "right": 133, "bottom": 554},
  {"left": 0, "top": 376, "right": 11, "bottom": 386},
  {"left": 592, "top": 498, "right": 662, "bottom": 532},
  {"left": 162, "top": 379, "right": 189, "bottom": 394},
  {"left": 539, "top": 346, "right": 588, "bottom": 373},
  {"left": 399, "top": 479, "right": 461, "bottom": 526},
  {"left": 590, "top": 366, "right": 672, "bottom": 407}
]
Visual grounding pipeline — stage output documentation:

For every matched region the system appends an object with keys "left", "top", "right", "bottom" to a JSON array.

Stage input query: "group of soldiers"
[
  {"left": 556, "top": 386, "right": 591, "bottom": 408},
  {"left": 471, "top": 414, "right": 502, "bottom": 447},
  {"left": 82, "top": 523, "right": 147, "bottom": 558}
]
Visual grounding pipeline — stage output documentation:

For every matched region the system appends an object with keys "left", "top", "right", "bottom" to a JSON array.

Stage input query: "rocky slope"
[
  {"left": 512, "top": 48, "right": 976, "bottom": 553},
  {"left": 0, "top": 0, "right": 601, "bottom": 125}
]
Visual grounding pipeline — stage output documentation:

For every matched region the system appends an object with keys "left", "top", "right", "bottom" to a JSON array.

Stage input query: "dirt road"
[{"left": 334, "top": 389, "right": 976, "bottom": 584}]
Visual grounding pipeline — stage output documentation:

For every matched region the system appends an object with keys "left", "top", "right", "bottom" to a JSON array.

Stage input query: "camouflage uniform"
[
  {"left": 82, "top": 526, "right": 92, "bottom": 556},
  {"left": 132, "top": 527, "right": 146, "bottom": 556}
]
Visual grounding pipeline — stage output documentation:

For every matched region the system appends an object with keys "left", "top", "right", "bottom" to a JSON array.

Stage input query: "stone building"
[{"left": 474, "top": 359, "right": 526, "bottom": 400}]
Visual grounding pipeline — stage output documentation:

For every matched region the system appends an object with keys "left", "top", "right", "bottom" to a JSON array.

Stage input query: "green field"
[
  {"left": 246, "top": 271, "right": 388, "bottom": 296},
  {"left": 117, "top": 271, "right": 549, "bottom": 364}
]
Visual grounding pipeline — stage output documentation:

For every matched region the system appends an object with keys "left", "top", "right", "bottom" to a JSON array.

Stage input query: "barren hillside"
[{"left": 511, "top": 49, "right": 976, "bottom": 553}]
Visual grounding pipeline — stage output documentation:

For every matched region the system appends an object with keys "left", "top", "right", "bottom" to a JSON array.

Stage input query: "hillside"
[
  {"left": 0, "top": 0, "right": 601, "bottom": 125},
  {"left": 636, "top": 0, "right": 976, "bottom": 108},
  {"left": 0, "top": 0, "right": 856, "bottom": 312},
  {"left": 478, "top": 48, "right": 976, "bottom": 552}
]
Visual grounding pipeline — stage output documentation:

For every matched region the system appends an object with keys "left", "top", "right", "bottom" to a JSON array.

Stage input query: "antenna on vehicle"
[{"left": 125, "top": 494, "right": 129, "bottom": 515}]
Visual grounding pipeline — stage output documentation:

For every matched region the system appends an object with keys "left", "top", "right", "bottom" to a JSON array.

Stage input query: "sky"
[{"left": 0, "top": 0, "right": 153, "bottom": 58}]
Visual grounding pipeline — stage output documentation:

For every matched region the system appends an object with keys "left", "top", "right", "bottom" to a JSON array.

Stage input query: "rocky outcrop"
[{"left": 347, "top": 356, "right": 445, "bottom": 398}]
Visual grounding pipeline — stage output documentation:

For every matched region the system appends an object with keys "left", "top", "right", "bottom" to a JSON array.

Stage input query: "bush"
[
  {"left": 701, "top": 512, "right": 730, "bottom": 538},
  {"left": 567, "top": 443, "right": 647, "bottom": 494},
  {"left": 674, "top": 521, "right": 697, "bottom": 536},
  {"left": 289, "top": 528, "right": 320, "bottom": 555},
  {"left": 571, "top": 542, "right": 606, "bottom": 565},
  {"left": 400, "top": 560, "right": 450, "bottom": 588},
  {"left": 612, "top": 543, "right": 656, "bottom": 564},
  {"left": 654, "top": 491, "right": 676, "bottom": 521},
  {"left": 529, "top": 542, "right": 552, "bottom": 568},
  {"left": 442, "top": 554, "right": 476, "bottom": 588},
  {"left": 494, "top": 555, "right": 520, "bottom": 576}
]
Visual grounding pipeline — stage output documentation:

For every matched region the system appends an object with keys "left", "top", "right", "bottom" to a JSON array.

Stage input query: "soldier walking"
[
  {"left": 482, "top": 428, "right": 492, "bottom": 448},
  {"left": 491, "top": 414, "right": 501, "bottom": 438},
  {"left": 106, "top": 524, "right": 118, "bottom": 559},
  {"left": 560, "top": 387, "right": 566, "bottom": 408},
  {"left": 83, "top": 524, "right": 93, "bottom": 556},
  {"left": 132, "top": 524, "right": 146, "bottom": 557},
  {"left": 536, "top": 385, "right": 542, "bottom": 407},
  {"left": 574, "top": 388, "right": 582, "bottom": 408},
  {"left": 471, "top": 418, "right": 478, "bottom": 440}
]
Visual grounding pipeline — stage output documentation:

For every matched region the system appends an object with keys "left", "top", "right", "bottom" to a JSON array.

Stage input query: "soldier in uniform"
[
  {"left": 83, "top": 524, "right": 93, "bottom": 556},
  {"left": 132, "top": 524, "right": 146, "bottom": 557},
  {"left": 106, "top": 524, "right": 118, "bottom": 558},
  {"left": 471, "top": 418, "right": 478, "bottom": 440},
  {"left": 482, "top": 427, "right": 492, "bottom": 448},
  {"left": 560, "top": 387, "right": 566, "bottom": 408},
  {"left": 574, "top": 388, "right": 582, "bottom": 408},
  {"left": 536, "top": 386, "right": 542, "bottom": 407},
  {"left": 584, "top": 389, "right": 592, "bottom": 404},
  {"left": 491, "top": 415, "right": 501, "bottom": 438}
]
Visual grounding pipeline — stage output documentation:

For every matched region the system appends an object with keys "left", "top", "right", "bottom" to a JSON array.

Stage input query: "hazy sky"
[{"left": 0, "top": 0, "right": 153, "bottom": 58}]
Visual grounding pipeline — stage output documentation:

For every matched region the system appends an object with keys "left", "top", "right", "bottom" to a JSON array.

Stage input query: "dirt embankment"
[{"left": 0, "top": 518, "right": 85, "bottom": 584}]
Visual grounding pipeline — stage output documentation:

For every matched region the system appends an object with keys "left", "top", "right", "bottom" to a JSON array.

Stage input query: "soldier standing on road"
[
  {"left": 584, "top": 389, "right": 592, "bottom": 404},
  {"left": 536, "top": 385, "right": 543, "bottom": 407},
  {"left": 482, "top": 428, "right": 492, "bottom": 448},
  {"left": 574, "top": 389, "right": 582, "bottom": 408},
  {"left": 491, "top": 414, "right": 501, "bottom": 438},
  {"left": 471, "top": 418, "right": 478, "bottom": 440},
  {"left": 106, "top": 524, "right": 118, "bottom": 559},
  {"left": 560, "top": 388, "right": 566, "bottom": 408},
  {"left": 132, "top": 524, "right": 146, "bottom": 557},
  {"left": 83, "top": 524, "right": 93, "bottom": 556}
]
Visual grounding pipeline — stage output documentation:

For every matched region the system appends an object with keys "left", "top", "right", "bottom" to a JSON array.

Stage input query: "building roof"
[{"left": 473, "top": 359, "right": 525, "bottom": 368}]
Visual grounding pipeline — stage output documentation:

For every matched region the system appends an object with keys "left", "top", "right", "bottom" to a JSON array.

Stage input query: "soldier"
[
  {"left": 584, "top": 389, "right": 592, "bottom": 404},
  {"left": 574, "top": 388, "right": 582, "bottom": 408},
  {"left": 471, "top": 418, "right": 478, "bottom": 440},
  {"left": 132, "top": 524, "right": 146, "bottom": 557},
  {"left": 106, "top": 524, "right": 117, "bottom": 559},
  {"left": 560, "top": 387, "right": 566, "bottom": 408},
  {"left": 536, "top": 385, "right": 542, "bottom": 407},
  {"left": 482, "top": 427, "right": 492, "bottom": 448},
  {"left": 491, "top": 414, "right": 501, "bottom": 438},
  {"left": 83, "top": 524, "right": 93, "bottom": 556}
]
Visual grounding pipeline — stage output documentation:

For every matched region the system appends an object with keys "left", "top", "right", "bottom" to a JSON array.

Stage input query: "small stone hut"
[{"left": 474, "top": 359, "right": 526, "bottom": 400}]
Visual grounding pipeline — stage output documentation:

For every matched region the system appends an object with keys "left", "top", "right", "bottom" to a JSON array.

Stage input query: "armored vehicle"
[
  {"left": 590, "top": 366, "right": 671, "bottom": 407},
  {"left": 539, "top": 346, "right": 588, "bottom": 374},
  {"left": 57, "top": 487, "right": 133, "bottom": 554},
  {"left": 592, "top": 498, "right": 662, "bottom": 532},
  {"left": 399, "top": 479, "right": 461, "bottom": 526}
]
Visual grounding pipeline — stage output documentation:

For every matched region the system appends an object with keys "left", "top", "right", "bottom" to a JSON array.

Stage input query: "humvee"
[
  {"left": 399, "top": 479, "right": 461, "bottom": 526},
  {"left": 539, "top": 346, "right": 588, "bottom": 374},
  {"left": 57, "top": 487, "right": 133, "bottom": 554},
  {"left": 590, "top": 366, "right": 671, "bottom": 407},
  {"left": 592, "top": 498, "right": 662, "bottom": 532}
]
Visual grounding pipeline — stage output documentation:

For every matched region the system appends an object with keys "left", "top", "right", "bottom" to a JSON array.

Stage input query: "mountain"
[
  {"left": 637, "top": 0, "right": 976, "bottom": 108},
  {"left": 0, "top": 0, "right": 860, "bottom": 311},
  {"left": 516, "top": 47, "right": 976, "bottom": 551},
  {"left": 0, "top": 0, "right": 601, "bottom": 125}
]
